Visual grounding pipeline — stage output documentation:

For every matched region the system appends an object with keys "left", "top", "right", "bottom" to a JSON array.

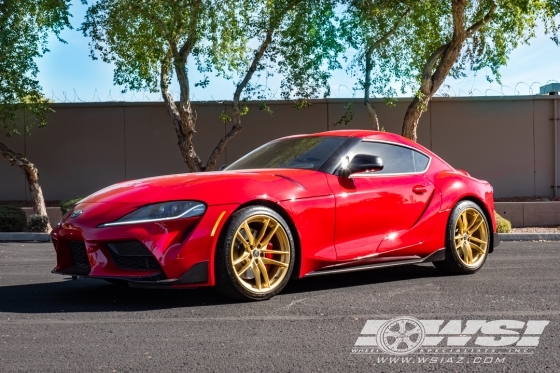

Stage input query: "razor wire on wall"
[{"left": 47, "top": 79, "right": 560, "bottom": 104}]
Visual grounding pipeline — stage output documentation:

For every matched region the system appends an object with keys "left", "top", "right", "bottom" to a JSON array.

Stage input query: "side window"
[
  {"left": 413, "top": 151, "right": 430, "bottom": 172},
  {"left": 349, "top": 141, "right": 429, "bottom": 174}
]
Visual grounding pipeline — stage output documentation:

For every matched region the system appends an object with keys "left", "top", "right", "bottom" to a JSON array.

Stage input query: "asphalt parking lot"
[{"left": 0, "top": 242, "right": 559, "bottom": 373}]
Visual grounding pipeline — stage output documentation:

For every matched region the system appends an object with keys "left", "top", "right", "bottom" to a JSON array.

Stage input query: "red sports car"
[{"left": 51, "top": 130, "right": 499, "bottom": 300}]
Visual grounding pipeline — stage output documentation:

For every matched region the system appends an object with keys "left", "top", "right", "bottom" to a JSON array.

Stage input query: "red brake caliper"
[{"left": 264, "top": 242, "right": 274, "bottom": 270}]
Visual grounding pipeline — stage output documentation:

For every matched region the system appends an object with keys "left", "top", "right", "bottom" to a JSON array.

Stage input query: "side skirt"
[{"left": 304, "top": 248, "right": 446, "bottom": 277}]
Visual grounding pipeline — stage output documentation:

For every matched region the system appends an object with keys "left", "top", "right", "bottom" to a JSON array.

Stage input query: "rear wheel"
[
  {"left": 433, "top": 201, "right": 490, "bottom": 275},
  {"left": 215, "top": 206, "right": 295, "bottom": 301}
]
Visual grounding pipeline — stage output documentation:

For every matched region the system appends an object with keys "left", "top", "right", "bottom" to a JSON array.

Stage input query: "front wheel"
[
  {"left": 433, "top": 201, "right": 490, "bottom": 275},
  {"left": 215, "top": 206, "right": 295, "bottom": 301}
]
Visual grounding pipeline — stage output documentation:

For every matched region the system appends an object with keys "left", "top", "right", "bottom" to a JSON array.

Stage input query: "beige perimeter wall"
[{"left": 1, "top": 96, "right": 558, "bottom": 201}]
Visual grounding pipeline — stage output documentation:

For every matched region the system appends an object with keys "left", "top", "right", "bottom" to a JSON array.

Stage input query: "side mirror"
[
  {"left": 339, "top": 154, "right": 383, "bottom": 177},
  {"left": 219, "top": 164, "right": 229, "bottom": 171}
]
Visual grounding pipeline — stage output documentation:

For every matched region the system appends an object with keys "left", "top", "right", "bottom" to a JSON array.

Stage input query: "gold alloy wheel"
[
  {"left": 454, "top": 208, "right": 489, "bottom": 267},
  {"left": 230, "top": 215, "right": 291, "bottom": 293}
]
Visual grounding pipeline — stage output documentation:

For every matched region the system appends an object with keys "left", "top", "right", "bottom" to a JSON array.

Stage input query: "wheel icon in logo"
[{"left": 376, "top": 317, "right": 425, "bottom": 355}]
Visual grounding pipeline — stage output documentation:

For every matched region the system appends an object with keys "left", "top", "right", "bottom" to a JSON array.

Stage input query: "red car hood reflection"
[{"left": 80, "top": 169, "right": 331, "bottom": 206}]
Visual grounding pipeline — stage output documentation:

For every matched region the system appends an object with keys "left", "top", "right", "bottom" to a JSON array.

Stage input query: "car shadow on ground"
[
  {"left": 0, "top": 264, "right": 442, "bottom": 314},
  {"left": 283, "top": 264, "right": 441, "bottom": 295}
]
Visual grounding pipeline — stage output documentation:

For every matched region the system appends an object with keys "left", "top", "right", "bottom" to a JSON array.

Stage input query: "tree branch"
[
  {"left": 129, "top": 3, "right": 170, "bottom": 39},
  {"left": 429, "top": 0, "right": 497, "bottom": 92},
  {"left": 205, "top": 0, "right": 305, "bottom": 171},
  {"left": 363, "top": 46, "right": 380, "bottom": 130},
  {"left": 205, "top": 123, "right": 244, "bottom": 171},
  {"left": 159, "top": 50, "right": 180, "bottom": 124},
  {"left": 0, "top": 142, "right": 28, "bottom": 169},
  {"left": 234, "top": 29, "right": 275, "bottom": 103},
  {"left": 421, "top": 43, "right": 449, "bottom": 82},
  {"left": 466, "top": 1, "right": 497, "bottom": 38},
  {"left": 204, "top": 28, "right": 275, "bottom": 171},
  {"left": 233, "top": 0, "right": 301, "bottom": 102},
  {"left": 402, "top": 0, "right": 497, "bottom": 142},
  {"left": 363, "top": 5, "right": 412, "bottom": 130},
  {"left": 371, "top": 6, "right": 412, "bottom": 49},
  {"left": 178, "top": 0, "right": 202, "bottom": 59}
]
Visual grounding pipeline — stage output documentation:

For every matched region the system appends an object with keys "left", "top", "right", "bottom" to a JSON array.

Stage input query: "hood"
[{"left": 79, "top": 169, "right": 332, "bottom": 206}]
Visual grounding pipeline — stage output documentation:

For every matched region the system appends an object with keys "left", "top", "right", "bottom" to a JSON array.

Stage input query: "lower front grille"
[
  {"left": 67, "top": 241, "right": 91, "bottom": 271},
  {"left": 110, "top": 255, "right": 161, "bottom": 270},
  {"left": 107, "top": 241, "right": 162, "bottom": 271}
]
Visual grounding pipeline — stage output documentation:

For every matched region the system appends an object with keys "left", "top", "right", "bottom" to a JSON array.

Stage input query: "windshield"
[{"left": 225, "top": 136, "right": 348, "bottom": 171}]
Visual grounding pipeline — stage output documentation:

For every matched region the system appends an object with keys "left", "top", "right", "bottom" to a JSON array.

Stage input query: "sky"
[{"left": 36, "top": 1, "right": 560, "bottom": 103}]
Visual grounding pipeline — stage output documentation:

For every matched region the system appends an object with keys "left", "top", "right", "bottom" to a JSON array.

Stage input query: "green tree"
[
  {"left": 82, "top": 0, "right": 340, "bottom": 172},
  {"left": 0, "top": 0, "right": 71, "bottom": 231},
  {"left": 83, "top": 0, "right": 227, "bottom": 172},
  {"left": 401, "top": 0, "right": 559, "bottom": 141},
  {"left": 340, "top": 0, "right": 419, "bottom": 130},
  {"left": 209, "top": 0, "right": 341, "bottom": 169}
]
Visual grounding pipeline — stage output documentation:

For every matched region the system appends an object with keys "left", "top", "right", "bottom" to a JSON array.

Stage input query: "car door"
[{"left": 325, "top": 140, "right": 434, "bottom": 261}]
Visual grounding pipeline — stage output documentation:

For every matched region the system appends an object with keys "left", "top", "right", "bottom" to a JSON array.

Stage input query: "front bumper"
[
  {"left": 50, "top": 203, "right": 239, "bottom": 287},
  {"left": 52, "top": 260, "right": 209, "bottom": 288}
]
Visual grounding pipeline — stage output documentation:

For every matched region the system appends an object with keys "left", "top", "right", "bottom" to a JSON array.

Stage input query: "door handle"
[{"left": 412, "top": 185, "right": 427, "bottom": 195}]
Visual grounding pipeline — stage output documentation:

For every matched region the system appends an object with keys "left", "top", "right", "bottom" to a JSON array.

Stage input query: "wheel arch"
[
  {"left": 216, "top": 199, "right": 302, "bottom": 280},
  {"left": 453, "top": 195, "right": 495, "bottom": 253}
]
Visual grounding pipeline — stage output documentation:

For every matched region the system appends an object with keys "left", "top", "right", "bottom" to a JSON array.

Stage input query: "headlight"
[{"left": 99, "top": 201, "right": 206, "bottom": 227}]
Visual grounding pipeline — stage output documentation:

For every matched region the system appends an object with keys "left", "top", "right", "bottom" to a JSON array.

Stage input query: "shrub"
[
  {"left": 0, "top": 205, "right": 27, "bottom": 232},
  {"left": 495, "top": 211, "right": 512, "bottom": 233},
  {"left": 27, "top": 215, "right": 50, "bottom": 232},
  {"left": 60, "top": 196, "right": 85, "bottom": 214}
]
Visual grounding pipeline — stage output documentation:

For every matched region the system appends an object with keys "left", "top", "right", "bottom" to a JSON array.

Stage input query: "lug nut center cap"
[{"left": 252, "top": 249, "right": 259, "bottom": 258}]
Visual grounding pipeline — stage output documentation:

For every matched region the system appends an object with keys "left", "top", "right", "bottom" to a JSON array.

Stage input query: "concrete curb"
[
  {"left": 0, "top": 233, "right": 51, "bottom": 242},
  {"left": 499, "top": 233, "right": 560, "bottom": 241}
]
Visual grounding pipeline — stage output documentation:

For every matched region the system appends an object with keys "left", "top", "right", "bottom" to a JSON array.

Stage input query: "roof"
[
  {"left": 311, "top": 129, "right": 382, "bottom": 138},
  {"left": 279, "top": 129, "right": 432, "bottom": 154},
  {"left": 304, "top": 129, "right": 434, "bottom": 159}
]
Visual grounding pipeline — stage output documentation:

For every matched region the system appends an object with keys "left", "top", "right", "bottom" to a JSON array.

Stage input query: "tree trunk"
[
  {"left": 136, "top": 2, "right": 205, "bottom": 172},
  {"left": 401, "top": 95, "right": 428, "bottom": 142},
  {"left": 176, "top": 100, "right": 204, "bottom": 172},
  {"left": 363, "top": 46, "right": 380, "bottom": 131},
  {"left": 401, "top": 1, "right": 497, "bottom": 142},
  {"left": 365, "top": 101, "right": 380, "bottom": 131},
  {"left": 0, "top": 142, "right": 52, "bottom": 232},
  {"left": 159, "top": 50, "right": 204, "bottom": 173}
]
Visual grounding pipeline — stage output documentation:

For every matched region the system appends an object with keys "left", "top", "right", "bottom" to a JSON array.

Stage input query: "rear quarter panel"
[{"left": 431, "top": 170, "right": 497, "bottom": 232}]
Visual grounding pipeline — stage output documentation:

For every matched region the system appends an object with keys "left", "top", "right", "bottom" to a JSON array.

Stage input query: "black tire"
[
  {"left": 215, "top": 206, "right": 295, "bottom": 301},
  {"left": 433, "top": 200, "right": 490, "bottom": 275}
]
